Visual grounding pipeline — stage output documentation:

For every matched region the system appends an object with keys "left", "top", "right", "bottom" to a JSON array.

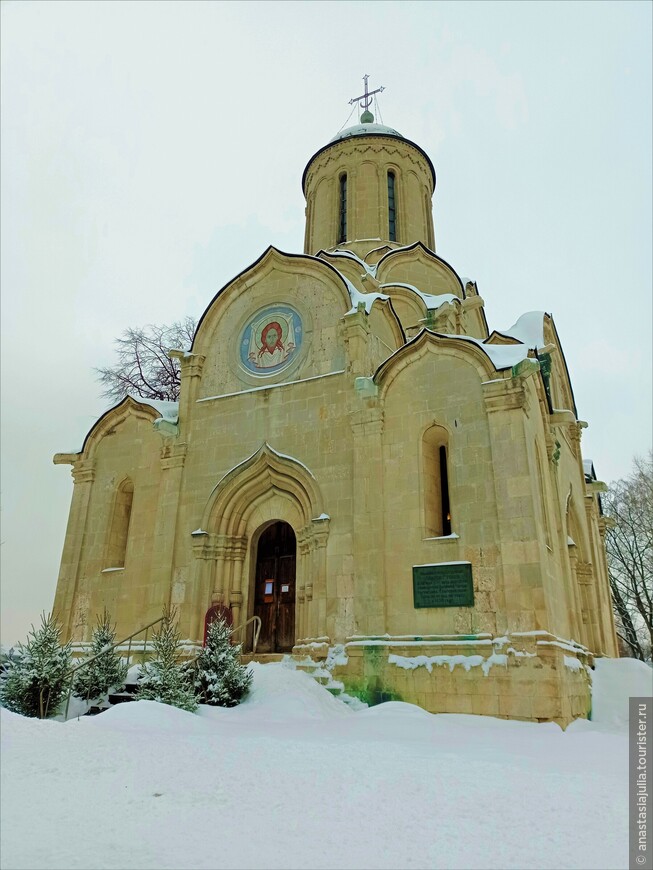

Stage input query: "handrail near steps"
[
  {"left": 61, "top": 615, "right": 166, "bottom": 720},
  {"left": 59, "top": 613, "right": 261, "bottom": 719},
  {"left": 230, "top": 614, "right": 262, "bottom": 656}
]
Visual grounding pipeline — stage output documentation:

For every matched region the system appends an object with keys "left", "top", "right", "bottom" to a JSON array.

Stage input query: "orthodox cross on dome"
[{"left": 349, "top": 74, "right": 384, "bottom": 123}]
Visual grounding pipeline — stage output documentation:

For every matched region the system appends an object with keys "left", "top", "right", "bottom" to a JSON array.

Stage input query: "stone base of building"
[{"left": 293, "top": 631, "right": 594, "bottom": 728}]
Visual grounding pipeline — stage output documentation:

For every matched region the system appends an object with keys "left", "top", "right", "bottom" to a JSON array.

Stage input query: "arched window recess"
[
  {"left": 422, "top": 425, "right": 452, "bottom": 537},
  {"left": 338, "top": 173, "right": 347, "bottom": 244},
  {"left": 103, "top": 478, "right": 134, "bottom": 570},
  {"left": 387, "top": 170, "right": 397, "bottom": 242}
]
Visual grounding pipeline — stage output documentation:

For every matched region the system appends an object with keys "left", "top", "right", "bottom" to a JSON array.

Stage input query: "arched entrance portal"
[{"left": 254, "top": 522, "right": 296, "bottom": 653}]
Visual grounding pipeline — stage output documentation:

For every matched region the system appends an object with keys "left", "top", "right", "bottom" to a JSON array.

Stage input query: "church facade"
[{"left": 53, "top": 106, "right": 618, "bottom": 725}]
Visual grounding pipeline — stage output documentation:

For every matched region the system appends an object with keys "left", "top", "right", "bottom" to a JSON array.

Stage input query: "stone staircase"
[
  {"left": 241, "top": 650, "right": 367, "bottom": 710},
  {"left": 240, "top": 653, "right": 286, "bottom": 665},
  {"left": 80, "top": 649, "right": 367, "bottom": 716},
  {"left": 84, "top": 681, "right": 139, "bottom": 716}
]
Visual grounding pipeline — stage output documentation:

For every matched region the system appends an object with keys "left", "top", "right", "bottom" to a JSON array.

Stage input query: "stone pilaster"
[
  {"left": 151, "top": 442, "right": 187, "bottom": 619},
  {"left": 52, "top": 457, "right": 96, "bottom": 642},
  {"left": 342, "top": 308, "right": 372, "bottom": 376},
  {"left": 482, "top": 373, "right": 544, "bottom": 633},
  {"left": 350, "top": 405, "right": 385, "bottom": 635},
  {"left": 168, "top": 349, "right": 205, "bottom": 428},
  {"left": 228, "top": 536, "right": 247, "bottom": 629},
  {"left": 296, "top": 528, "right": 312, "bottom": 639}
]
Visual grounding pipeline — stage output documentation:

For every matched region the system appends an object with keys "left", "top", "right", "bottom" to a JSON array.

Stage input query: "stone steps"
[
  {"left": 84, "top": 681, "right": 139, "bottom": 716},
  {"left": 241, "top": 650, "right": 368, "bottom": 711},
  {"left": 240, "top": 653, "right": 286, "bottom": 665}
]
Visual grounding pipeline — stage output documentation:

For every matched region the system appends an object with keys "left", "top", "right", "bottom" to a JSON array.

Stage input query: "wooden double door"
[{"left": 253, "top": 522, "right": 296, "bottom": 653}]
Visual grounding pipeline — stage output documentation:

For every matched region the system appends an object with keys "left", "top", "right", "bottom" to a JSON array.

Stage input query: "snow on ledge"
[
  {"left": 128, "top": 394, "right": 179, "bottom": 424},
  {"left": 325, "top": 247, "right": 378, "bottom": 277},
  {"left": 197, "top": 370, "right": 345, "bottom": 403},
  {"left": 380, "top": 282, "right": 460, "bottom": 311},
  {"left": 423, "top": 532, "right": 460, "bottom": 541},
  {"left": 347, "top": 633, "right": 493, "bottom": 641},
  {"left": 389, "top": 652, "right": 508, "bottom": 677},
  {"left": 539, "top": 639, "right": 590, "bottom": 655},
  {"left": 564, "top": 655, "right": 584, "bottom": 672},
  {"left": 344, "top": 276, "right": 389, "bottom": 314},
  {"left": 347, "top": 639, "right": 496, "bottom": 648}
]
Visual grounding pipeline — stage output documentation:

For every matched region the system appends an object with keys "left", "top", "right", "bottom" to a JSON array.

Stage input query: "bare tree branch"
[
  {"left": 95, "top": 317, "right": 196, "bottom": 404},
  {"left": 604, "top": 451, "right": 653, "bottom": 661}
]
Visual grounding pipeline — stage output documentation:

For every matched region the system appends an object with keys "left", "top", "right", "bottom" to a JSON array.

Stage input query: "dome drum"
[{"left": 303, "top": 124, "right": 436, "bottom": 256}]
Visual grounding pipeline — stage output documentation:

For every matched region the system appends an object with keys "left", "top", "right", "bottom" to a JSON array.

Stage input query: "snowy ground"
[{"left": 1, "top": 658, "right": 650, "bottom": 870}]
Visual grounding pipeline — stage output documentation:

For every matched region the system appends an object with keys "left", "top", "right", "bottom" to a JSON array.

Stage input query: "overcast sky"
[{"left": 1, "top": 0, "right": 651, "bottom": 646}]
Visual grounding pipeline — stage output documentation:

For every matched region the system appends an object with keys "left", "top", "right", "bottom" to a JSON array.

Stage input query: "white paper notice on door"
[{"left": 281, "top": 584, "right": 289, "bottom": 593}]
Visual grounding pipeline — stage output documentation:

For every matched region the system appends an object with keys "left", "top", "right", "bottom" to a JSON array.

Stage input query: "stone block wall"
[{"left": 295, "top": 631, "right": 593, "bottom": 728}]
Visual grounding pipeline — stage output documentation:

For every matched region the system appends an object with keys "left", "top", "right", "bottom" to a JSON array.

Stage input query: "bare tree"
[
  {"left": 96, "top": 317, "right": 196, "bottom": 404},
  {"left": 604, "top": 452, "right": 652, "bottom": 661}
]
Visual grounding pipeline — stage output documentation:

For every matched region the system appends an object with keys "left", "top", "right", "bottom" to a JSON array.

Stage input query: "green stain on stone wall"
[
  {"left": 341, "top": 677, "right": 402, "bottom": 707},
  {"left": 339, "top": 645, "right": 403, "bottom": 706}
]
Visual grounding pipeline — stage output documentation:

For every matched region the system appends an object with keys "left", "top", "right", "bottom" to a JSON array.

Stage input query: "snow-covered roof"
[
  {"left": 330, "top": 122, "right": 403, "bottom": 143},
  {"left": 343, "top": 276, "right": 389, "bottom": 314},
  {"left": 374, "top": 329, "right": 533, "bottom": 389},
  {"left": 380, "top": 282, "right": 459, "bottom": 311},
  {"left": 455, "top": 334, "right": 531, "bottom": 370},
  {"left": 325, "top": 248, "right": 378, "bottom": 277},
  {"left": 492, "top": 311, "right": 547, "bottom": 351},
  {"left": 131, "top": 396, "right": 179, "bottom": 424}
]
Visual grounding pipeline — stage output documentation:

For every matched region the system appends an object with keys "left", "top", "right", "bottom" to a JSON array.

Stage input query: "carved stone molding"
[
  {"left": 169, "top": 350, "right": 206, "bottom": 380},
  {"left": 160, "top": 442, "right": 188, "bottom": 469},
  {"left": 576, "top": 562, "right": 594, "bottom": 585},
  {"left": 71, "top": 460, "right": 96, "bottom": 485},
  {"left": 482, "top": 381, "right": 526, "bottom": 414}
]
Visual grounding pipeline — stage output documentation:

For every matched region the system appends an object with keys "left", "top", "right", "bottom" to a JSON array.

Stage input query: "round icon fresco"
[{"left": 240, "top": 305, "right": 302, "bottom": 376}]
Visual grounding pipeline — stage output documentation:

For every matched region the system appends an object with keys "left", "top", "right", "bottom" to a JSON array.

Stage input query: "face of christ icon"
[
  {"left": 241, "top": 307, "right": 301, "bottom": 375},
  {"left": 259, "top": 321, "right": 284, "bottom": 358},
  {"left": 246, "top": 316, "right": 297, "bottom": 370}
]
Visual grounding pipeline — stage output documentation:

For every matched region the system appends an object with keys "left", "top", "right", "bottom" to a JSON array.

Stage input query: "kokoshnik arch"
[{"left": 53, "top": 90, "right": 618, "bottom": 726}]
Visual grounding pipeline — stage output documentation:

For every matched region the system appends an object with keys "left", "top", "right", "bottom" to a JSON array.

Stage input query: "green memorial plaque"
[{"left": 412, "top": 562, "right": 474, "bottom": 608}]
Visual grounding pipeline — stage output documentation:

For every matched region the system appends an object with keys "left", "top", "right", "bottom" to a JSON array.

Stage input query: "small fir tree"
[
  {"left": 73, "top": 610, "right": 128, "bottom": 702},
  {"left": 0, "top": 613, "right": 72, "bottom": 718},
  {"left": 193, "top": 616, "right": 252, "bottom": 707},
  {"left": 135, "top": 610, "right": 197, "bottom": 712}
]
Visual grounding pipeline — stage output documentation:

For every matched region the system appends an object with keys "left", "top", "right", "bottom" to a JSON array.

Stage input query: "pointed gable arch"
[
  {"left": 375, "top": 242, "right": 465, "bottom": 300},
  {"left": 485, "top": 331, "right": 523, "bottom": 346},
  {"left": 380, "top": 283, "right": 429, "bottom": 328},
  {"left": 365, "top": 244, "right": 395, "bottom": 265},
  {"left": 57, "top": 396, "right": 167, "bottom": 462},
  {"left": 191, "top": 246, "right": 353, "bottom": 356},
  {"left": 373, "top": 328, "right": 498, "bottom": 399},
  {"left": 201, "top": 443, "right": 325, "bottom": 537},
  {"left": 316, "top": 250, "right": 368, "bottom": 288},
  {"left": 367, "top": 297, "right": 406, "bottom": 351}
]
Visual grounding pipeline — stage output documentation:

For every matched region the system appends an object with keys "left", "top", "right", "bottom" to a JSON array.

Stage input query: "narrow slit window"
[
  {"left": 387, "top": 171, "right": 397, "bottom": 241},
  {"left": 439, "top": 445, "right": 451, "bottom": 536},
  {"left": 338, "top": 174, "right": 347, "bottom": 243}
]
